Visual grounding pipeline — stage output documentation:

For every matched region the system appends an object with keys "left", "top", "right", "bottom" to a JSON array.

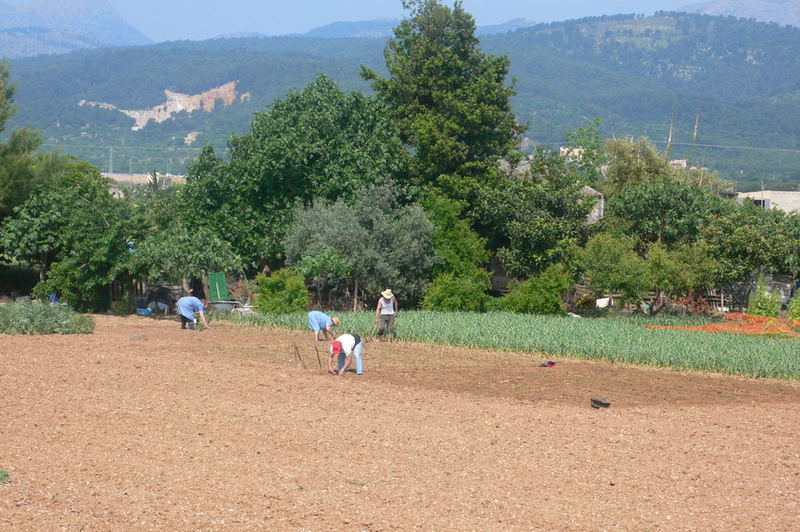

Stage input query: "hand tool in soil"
[
  {"left": 313, "top": 345, "right": 323, "bottom": 372},
  {"left": 293, "top": 344, "right": 307, "bottom": 370}
]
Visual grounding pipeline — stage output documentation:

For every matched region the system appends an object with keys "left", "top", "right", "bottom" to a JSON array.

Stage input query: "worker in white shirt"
[{"left": 329, "top": 333, "right": 364, "bottom": 376}]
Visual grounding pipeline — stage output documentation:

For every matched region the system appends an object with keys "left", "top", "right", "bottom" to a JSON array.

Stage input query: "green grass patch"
[
  {"left": 0, "top": 299, "right": 95, "bottom": 334},
  {"left": 230, "top": 311, "right": 800, "bottom": 380},
  {"left": 0, "top": 470, "right": 9, "bottom": 484}
]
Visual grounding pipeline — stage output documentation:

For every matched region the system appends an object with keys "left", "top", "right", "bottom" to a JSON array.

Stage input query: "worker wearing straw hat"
[
  {"left": 307, "top": 310, "right": 340, "bottom": 341},
  {"left": 375, "top": 288, "right": 398, "bottom": 341}
]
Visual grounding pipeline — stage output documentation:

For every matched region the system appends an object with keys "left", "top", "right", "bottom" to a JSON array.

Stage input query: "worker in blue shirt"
[
  {"left": 307, "top": 310, "right": 339, "bottom": 341},
  {"left": 176, "top": 291, "right": 210, "bottom": 330}
]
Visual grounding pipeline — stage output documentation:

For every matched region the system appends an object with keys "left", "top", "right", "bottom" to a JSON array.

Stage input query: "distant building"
[
  {"left": 737, "top": 190, "right": 800, "bottom": 214},
  {"left": 581, "top": 185, "right": 604, "bottom": 224},
  {"left": 103, "top": 173, "right": 186, "bottom": 198},
  {"left": 559, "top": 146, "right": 584, "bottom": 160}
]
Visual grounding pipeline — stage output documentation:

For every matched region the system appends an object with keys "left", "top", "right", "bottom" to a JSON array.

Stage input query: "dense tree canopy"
[
  {"left": 182, "top": 75, "right": 409, "bottom": 269},
  {"left": 606, "top": 177, "right": 731, "bottom": 249},
  {"left": 701, "top": 201, "right": 794, "bottom": 284},
  {"left": 0, "top": 60, "right": 15, "bottom": 136},
  {"left": 474, "top": 147, "right": 597, "bottom": 278},
  {"left": 2, "top": 162, "right": 137, "bottom": 311}
]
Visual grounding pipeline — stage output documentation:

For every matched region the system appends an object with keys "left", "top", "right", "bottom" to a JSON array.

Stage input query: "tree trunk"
[
  {"left": 353, "top": 279, "right": 358, "bottom": 312},
  {"left": 39, "top": 252, "right": 48, "bottom": 281},
  {"left": 201, "top": 273, "right": 211, "bottom": 301}
]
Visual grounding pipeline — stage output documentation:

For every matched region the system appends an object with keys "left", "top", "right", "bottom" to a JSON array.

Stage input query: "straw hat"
[
  {"left": 331, "top": 316, "right": 340, "bottom": 326},
  {"left": 381, "top": 289, "right": 394, "bottom": 298}
]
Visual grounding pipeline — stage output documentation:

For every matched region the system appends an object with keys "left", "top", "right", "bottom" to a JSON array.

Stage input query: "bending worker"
[
  {"left": 176, "top": 290, "right": 210, "bottom": 330},
  {"left": 330, "top": 333, "right": 364, "bottom": 376},
  {"left": 307, "top": 310, "right": 340, "bottom": 341}
]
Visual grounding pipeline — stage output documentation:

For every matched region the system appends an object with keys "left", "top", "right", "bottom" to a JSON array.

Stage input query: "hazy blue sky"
[{"left": 101, "top": 0, "right": 695, "bottom": 42}]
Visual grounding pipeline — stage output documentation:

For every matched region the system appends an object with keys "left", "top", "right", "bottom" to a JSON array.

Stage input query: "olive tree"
[{"left": 284, "top": 182, "right": 437, "bottom": 308}]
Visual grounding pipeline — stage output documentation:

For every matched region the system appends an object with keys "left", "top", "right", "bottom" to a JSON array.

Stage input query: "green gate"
[{"left": 208, "top": 272, "right": 229, "bottom": 301}]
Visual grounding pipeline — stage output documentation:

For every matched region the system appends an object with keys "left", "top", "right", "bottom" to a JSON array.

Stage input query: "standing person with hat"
[
  {"left": 307, "top": 310, "right": 340, "bottom": 341},
  {"left": 329, "top": 333, "right": 364, "bottom": 376},
  {"left": 375, "top": 289, "right": 398, "bottom": 341}
]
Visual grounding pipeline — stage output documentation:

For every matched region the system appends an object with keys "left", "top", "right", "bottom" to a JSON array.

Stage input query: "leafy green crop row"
[
  {"left": 0, "top": 299, "right": 94, "bottom": 335},
  {"left": 231, "top": 311, "right": 800, "bottom": 380}
]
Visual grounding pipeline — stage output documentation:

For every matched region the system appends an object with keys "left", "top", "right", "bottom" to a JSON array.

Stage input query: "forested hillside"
[
  {"left": 5, "top": 12, "right": 800, "bottom": 190},
  {"left": 682, "top": 0, "right": 800, "bottom": 28}
]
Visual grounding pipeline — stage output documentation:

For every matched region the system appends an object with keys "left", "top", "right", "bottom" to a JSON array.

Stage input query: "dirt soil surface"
[{"left": 2, "top": 315, "right": 800, "bottom": 531}]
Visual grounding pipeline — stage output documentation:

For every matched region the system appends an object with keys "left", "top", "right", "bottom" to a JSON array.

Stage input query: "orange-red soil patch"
[
  {"left": 645, "top": 312, "right": 800, "bottom": 336},
  {"left": 1, "top": 315, "right": 799, "bottom": 530}
]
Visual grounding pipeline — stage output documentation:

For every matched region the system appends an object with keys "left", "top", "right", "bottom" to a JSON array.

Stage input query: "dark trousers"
[
  {"left": 180, "top": 315, "right": 195, "bottom": 330},
  {"left": 377, "top": 314, "right": 395, "bottom": 337}
]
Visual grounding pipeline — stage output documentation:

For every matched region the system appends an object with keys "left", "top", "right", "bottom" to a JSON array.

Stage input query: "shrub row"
[{"left": 0, "top": 299, "right": 95, "bottom": 334}]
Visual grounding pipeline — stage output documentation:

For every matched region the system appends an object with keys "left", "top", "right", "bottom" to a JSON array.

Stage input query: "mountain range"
[
  {"left": 5, "top": 11, "right": 800, "bottom": 192},
  {"left": 4, "top": 1, "right": 800, "bottom": 58},
  {"left": 302, "top": 17, "right": 538, "bottom": 39},
  {"left": 683, "top": 0, "right": 800, "bottom": 26},
  {"left": 0, "top": 0, "right": 150, "bottom": 57},
  {"left": 2, "top": 6, "right": 800, "bottom": 192}
]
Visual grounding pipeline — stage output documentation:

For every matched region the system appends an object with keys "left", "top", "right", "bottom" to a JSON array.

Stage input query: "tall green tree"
[
  {"left": 129, "top": 180, "right": 244, "bottom": 290},
  {"left": 579, "top": 233, "right": 716, "bottom": 315},
  {"left": 420, "top": 194, "right": 488, "bottom": 276},
  {"left": 0, "top": 63, "right": 77, "bottom": 225},
  {"left": 362, "top": 0, "right": 524, "bottom": 204},
  {"left": 602, "top": 136, "right": 731, "bottom": 198},
  {"left": 642, "top": 240, "right": 716, "bottom": 315},
  {"left": 132, "top": 224, "right": 243, "bottom": 287},
  {"left": 601, "top": 136, "right": 670, "bottom": 197}
]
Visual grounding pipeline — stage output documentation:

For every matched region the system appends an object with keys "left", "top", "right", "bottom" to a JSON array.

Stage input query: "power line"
[
  {"left": 43, "top": 140, "right": 800, "bottom": 156},
  {"left": 40, "top": 143, "right": 216, "bottom": 153},
  {"left": 538, "top": 139, "right": 800, "bottom": 155},
  {"left": 652, "top": 140, "right": 800, "bottom": 154}
]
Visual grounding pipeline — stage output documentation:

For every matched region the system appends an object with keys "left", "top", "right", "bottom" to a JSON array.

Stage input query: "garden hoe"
[
  {"left": 313, "top": 345, "right": 323, "bottom": 372},
  {"left": 293, "top": 344, "right": 307, "bottom": 370}
]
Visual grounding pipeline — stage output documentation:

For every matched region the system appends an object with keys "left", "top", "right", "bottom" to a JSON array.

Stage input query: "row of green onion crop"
[{"left": 229, "top": 311, "right": 800, "bottom": 380}]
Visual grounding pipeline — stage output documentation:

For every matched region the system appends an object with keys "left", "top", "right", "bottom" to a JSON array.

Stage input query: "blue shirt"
[
  {"left": 307, "top": 310, "right": 333, "bottom": 332},
  {"left": 176, "top": 296, "right": 204, "bottom": 320}
]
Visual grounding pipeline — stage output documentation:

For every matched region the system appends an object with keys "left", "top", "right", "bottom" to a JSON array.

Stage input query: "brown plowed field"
[{"left": 2, "top": 315, "right": 799, "bottom": 530}]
